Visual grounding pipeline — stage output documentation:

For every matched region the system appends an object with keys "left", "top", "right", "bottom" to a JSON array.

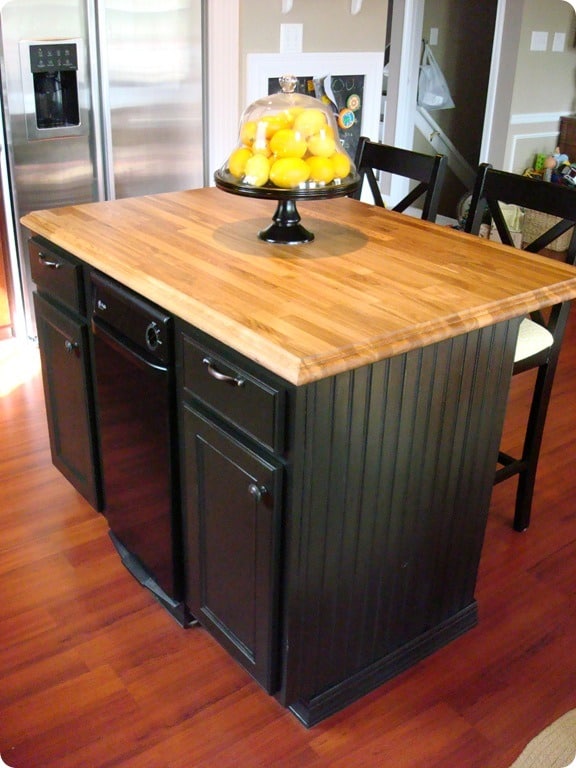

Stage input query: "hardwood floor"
[{"left": 1, "top": 312, "right": 576, "bottom": 768}]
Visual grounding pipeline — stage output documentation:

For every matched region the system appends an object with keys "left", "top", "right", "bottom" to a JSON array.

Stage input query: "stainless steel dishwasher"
[{"left": 91, "top": 272, "right": 190, "bottom": 626}]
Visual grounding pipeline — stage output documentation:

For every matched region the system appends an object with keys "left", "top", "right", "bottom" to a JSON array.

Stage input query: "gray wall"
[
  {"left": 506, "top": 0, "right": 576, "bottom": 172},
  {"left": 513, "top": 0, "right": 576, "bottom": 115},
  {"left": 240, "top": 0, "right": 389, "bottom": 53},
  {"left": 239, "top": 0, "right": 388, "bottom": 104}
]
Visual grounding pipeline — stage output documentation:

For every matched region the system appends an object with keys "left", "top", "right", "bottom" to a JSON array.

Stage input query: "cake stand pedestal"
[{"left": 214, "top": 170, "right": 361, "bottom": 245}]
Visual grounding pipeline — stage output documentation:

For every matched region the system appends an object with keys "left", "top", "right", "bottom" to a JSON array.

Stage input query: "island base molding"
[{"left": 288, "top": 602, "right": 478, "bottom": 727}]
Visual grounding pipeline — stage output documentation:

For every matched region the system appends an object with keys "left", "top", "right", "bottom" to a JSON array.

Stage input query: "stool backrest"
[
  {"left": 465, "top": 163, "right": 576, "bottom": 263},
  {"left": 352, "top": 136, "right": 447, "bottom": 222}
]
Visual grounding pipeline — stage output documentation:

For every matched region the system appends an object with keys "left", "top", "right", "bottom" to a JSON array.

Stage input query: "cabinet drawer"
[
  {"left": 181, "top": 334, "right": 284, "bottom": 453},
  {"left": 29, "top": 237, "right": 84, "bottom": 315}
]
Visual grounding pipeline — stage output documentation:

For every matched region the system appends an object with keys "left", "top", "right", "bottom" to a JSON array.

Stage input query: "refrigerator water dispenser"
[
  {"left": 30, "top": 43, "right": 79, "bottom": 129},
  {"left": 19, "top": 38, "right": 85, "bottom": 140}
]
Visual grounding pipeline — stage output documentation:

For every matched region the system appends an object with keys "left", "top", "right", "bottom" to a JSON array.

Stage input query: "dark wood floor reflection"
[{"left": 1, "top": 311, "right": 575, "bottom": 768}]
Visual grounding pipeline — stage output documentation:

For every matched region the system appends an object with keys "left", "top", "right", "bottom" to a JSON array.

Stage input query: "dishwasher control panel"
[{"left": 91, "top": 272, "right": 172, "bottom": 365}]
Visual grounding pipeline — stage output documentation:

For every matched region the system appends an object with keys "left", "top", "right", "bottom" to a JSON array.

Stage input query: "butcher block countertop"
[{"left": 22, "top": 186, "right": 576, "bottom": 385}]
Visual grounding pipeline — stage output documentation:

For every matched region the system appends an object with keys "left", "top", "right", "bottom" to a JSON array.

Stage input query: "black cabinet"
[
  {"left": 177, "top": 324, "right": 286, "bottom": 692},
  {"left": 182, "top": 407, "right": 282, "bottom": 692},
  {"left": 29, "top": 237, "right": 101, "bottom": 509}
]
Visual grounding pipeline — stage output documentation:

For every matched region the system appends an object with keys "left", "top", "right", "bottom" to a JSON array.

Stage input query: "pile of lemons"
[{"left": 226, "top": 107, "right": 352, "bottom": 189}]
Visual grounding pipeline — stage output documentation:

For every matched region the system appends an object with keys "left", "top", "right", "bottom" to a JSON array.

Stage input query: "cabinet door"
[
  {"left": 182, "top": 404, "right": 282, "bottom": 693},
  {"left": 33, "top": 292, "right": 101, "bottom": 509}
]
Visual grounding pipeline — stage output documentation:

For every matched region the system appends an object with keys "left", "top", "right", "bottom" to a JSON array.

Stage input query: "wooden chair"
[
  {"left": 352, "top": 136, "right": 447, "bottom": 222},
  {"left": 465, "top": 162, "right": 576, "bottom": 531}
]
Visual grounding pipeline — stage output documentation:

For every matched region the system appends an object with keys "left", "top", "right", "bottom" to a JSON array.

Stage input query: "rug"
[{"left": 510, "top": 709, "right": 576, "bottom": 768}]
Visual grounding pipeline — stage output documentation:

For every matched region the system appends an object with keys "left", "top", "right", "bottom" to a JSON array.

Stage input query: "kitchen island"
[{"left": 22, "top": 187, "right": 576, "bottom": 726}]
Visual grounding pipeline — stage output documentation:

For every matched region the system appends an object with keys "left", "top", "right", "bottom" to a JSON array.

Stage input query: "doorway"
[{"left": 384, "top": 0, "right": 505, "bottom": 219}]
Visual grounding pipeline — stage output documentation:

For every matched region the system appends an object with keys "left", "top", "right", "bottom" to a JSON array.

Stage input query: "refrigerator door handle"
[{"left": 86, "top": 0, "right": 115, "bottom": 200}]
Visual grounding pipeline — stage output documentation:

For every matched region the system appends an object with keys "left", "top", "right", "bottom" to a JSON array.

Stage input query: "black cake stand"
[{"left": 214, "top": 169, "right": 361, "bottom": 245}]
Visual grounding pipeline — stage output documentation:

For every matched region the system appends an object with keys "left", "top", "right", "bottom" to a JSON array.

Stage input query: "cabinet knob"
[
  {"left": 64, "top": 339, "right": 79, "bottom": 355},
  {"left": 248, "top": 483, "right": 267, "bottom": 501}
]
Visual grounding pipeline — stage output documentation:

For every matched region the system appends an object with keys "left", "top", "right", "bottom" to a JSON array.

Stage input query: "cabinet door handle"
[
  {"left": 38, "top": 252, "right": 62, "bottom": 269},
  {"left": 202, "top": 357, "right": 245, "bottom": 387},
  {"left": 248, "top": 483, "right": 268, "bottom": 501}
]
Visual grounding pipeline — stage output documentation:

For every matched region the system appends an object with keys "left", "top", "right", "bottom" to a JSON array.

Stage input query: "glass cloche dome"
[{"left": 214, "top": 75, "right": 360, "bottom": 243}]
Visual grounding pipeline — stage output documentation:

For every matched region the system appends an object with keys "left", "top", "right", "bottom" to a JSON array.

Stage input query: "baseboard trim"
[{"left": 288, "top": 601, "right": 478, "bottom": 728}]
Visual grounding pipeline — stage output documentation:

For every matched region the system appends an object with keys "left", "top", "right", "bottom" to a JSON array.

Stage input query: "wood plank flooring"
[{"left": 1, "top": 311, "right": 576, "bottom": 768}]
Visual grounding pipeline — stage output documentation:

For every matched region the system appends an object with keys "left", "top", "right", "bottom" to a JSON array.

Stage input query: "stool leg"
[{"left": 512, "top": 356, "right": 560, "bottom": 532}]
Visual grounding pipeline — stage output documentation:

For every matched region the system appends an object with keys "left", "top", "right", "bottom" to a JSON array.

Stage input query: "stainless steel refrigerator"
[{"left": 0, "top": 0, "right": 205, "bottom": 336}]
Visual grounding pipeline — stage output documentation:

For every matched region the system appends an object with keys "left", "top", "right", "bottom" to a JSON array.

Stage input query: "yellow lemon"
[
  {"left": 307, "top": 132, "right": 337, "bottom": 158},
  {"left": 331, "top": 151, "right": 351, "bottom": 179},
  {"left": 293, "top": 108, "right": 328, "bottom": 138},
  {"left": 243, "top": 154, "right": 270, "bottom": 187},
  {"left": 316, "top": 124, "right": 335, "bottom": 139},
  {"left": 269, "top": 157, "right": 310, "bottom": 188},
  {"left": 269, "top": 128, "right": 307, "bottom": 159},
  {"left": 251, "top": 139, "right": 271, "bottom": 157},
  {"left": 227, "top": 147, "right": 252, "bottom": 178},
  {"left": 260, "top": 113, "right": 290, "bottom": 138},
  {"left": 284, "top": 107, "right": 304, "bottom": 126},
  {"left": 251, "top": 121, "right": 271, "bottom": 156},
  {"left": 306, "top": 155, "right": 335, "bottom": 184},
  {"left": 240, "top": 120, "right": 257, "bottom": 147}
]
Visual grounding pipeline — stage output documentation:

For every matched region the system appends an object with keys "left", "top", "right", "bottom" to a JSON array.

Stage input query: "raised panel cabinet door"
[
  {"left": 33, "top": 292, "right": 100, "bottom": 509},
  {"left": 182, "top": 404, "right": 282, "bottom": 693}
]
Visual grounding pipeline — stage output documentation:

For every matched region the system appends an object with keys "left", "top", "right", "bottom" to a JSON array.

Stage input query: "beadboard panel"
[{"left": 281, "top": 318, "right": 519, "bottom": 724}]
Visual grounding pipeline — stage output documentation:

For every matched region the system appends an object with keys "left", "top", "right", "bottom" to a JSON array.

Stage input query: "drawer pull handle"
[
  {"left": 248, "top": 483, "right": 267, "bottom": 501},
  {"left": 202, "top": 357, "right": 245, "bottom": 387},
  {"left": 38, "top": 252, "right": 61, "bottom": 269}
]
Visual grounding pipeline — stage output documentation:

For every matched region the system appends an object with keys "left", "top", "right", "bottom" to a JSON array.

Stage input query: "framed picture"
[{"left": 246, "top": 52, "right": 384, "bottom": 161}]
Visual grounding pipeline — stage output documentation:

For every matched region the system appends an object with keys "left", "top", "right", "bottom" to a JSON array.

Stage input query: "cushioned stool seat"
[{"left": 515, "top": 317, "right": 554, "bottom": 363}]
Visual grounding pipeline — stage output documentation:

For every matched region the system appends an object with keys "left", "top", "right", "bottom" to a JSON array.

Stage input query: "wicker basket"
[{"left": 522, "top": 209, "right": 572, "bottom": 252}]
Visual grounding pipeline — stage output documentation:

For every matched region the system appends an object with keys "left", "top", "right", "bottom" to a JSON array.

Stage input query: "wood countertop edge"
[
  {"left": 276, "top": 284, "right": 576, "bottom": 385},
  {"left": 21, "top": 210, "right": 576, "bottom": 387}
]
